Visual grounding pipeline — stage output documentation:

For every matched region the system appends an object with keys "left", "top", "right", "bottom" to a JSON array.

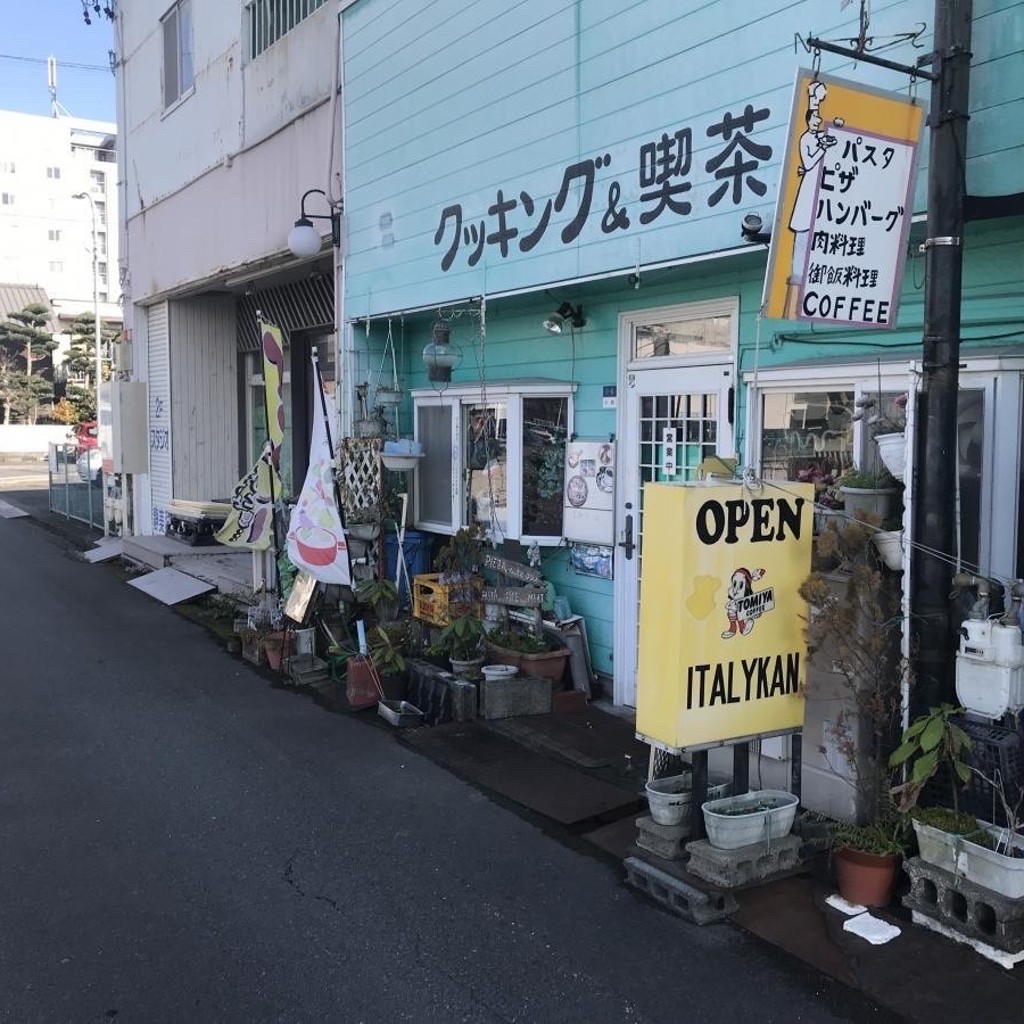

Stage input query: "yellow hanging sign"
[
  {"left": 636, "top": 482, "right": 814, "bottom": 750},
  {"left": 762, "top": 70, "right": 924, "bottom": 327}
]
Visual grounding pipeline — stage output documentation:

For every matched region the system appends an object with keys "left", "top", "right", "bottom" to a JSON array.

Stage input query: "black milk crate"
[{"left": 922, "top": 718, "right": 1024, "bottom": 828}]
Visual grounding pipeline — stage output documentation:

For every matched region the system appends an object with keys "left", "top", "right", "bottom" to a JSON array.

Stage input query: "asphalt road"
[{"left": 0, "top": 504, "right": 893, "bottom": 1023}]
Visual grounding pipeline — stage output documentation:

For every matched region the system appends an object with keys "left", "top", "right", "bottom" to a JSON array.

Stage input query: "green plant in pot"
[
  {"left": 438, "top": 614, "right": 486, "bottom": 674},
  {"left": 800, "top": 542, "right": 912, "bottom": 907},
  {"left": 485, "top": 624, "right": 570, "bottom": 685},
  {"left": 355, "top": 575, "right": 399, "bottom": 623},
  {"left": 367, "top": 624, "right": 408, "bottom": 701}
]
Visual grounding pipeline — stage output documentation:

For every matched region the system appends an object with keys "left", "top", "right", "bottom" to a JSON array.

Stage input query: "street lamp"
[{"left": 71, "top": 191, "right": 102, "bottom": 445}]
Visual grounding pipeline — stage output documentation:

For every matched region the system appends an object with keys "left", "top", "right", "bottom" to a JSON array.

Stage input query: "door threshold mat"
[
  {"left": 401, "top": 721, "right": 644, "bottom": 828},
  {"left": 488, "top": 708, "right": 650, "bottom": 768}
]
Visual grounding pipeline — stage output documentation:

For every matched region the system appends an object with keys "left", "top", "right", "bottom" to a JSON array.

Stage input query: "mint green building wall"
[{"left": 343, "top": 0, "right": 1024, "bottom": 683}]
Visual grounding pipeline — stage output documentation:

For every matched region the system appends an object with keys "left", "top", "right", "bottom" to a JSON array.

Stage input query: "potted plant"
[
  {"left": 438, "top": 614, "right": 486, "bottom": 675},
  {"left": 838, "top": 467, "right": 901, "bottom": 521},
  {"left": 355, "top": 575, "right": 399, "bottom": 623},
  {"left": 892, "top": 704, "right": 1024, "bottom": 898},
  {"left": 368, "top": 624, "right": 408, "bottom": 700},
  {"left": 800, "top": 526, "right": 912, "bottom": 906},
  {"left": 701, "top": 790, "right": 800, "bottom": 850},
  {"left": 484, "top": 625, "right": 571, "bottom": 684},
  {"left": 868, "top": 392, "right": 908, "bottom": 480}
]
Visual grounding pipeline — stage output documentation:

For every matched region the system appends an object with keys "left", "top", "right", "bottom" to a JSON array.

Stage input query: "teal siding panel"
[{"left": 344, "top": 0, "right": 965, "bottom": 318}]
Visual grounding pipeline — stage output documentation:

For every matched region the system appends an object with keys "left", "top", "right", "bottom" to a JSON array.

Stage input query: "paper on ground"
[
  {"left": 826, "top": 894, "right": 866, "bottom": 916},
  {"left": 843, "top": 911, "right": 901, "bottom": 945}
]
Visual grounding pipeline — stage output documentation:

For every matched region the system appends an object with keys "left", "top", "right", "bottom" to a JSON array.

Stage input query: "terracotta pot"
[
  {"left": 262, "top": 631, "right": 294, "bottom": 672},
  {"left": 834, "top": 846, "right": 902, "bottom": 908},
  {"left": 345, "top": 656, "right": 380, "bottom": 709}
]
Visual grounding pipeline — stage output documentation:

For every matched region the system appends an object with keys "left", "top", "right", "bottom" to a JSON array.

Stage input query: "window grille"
[{"left": 246, "top": 0, "right": 328, "bottom": 59}]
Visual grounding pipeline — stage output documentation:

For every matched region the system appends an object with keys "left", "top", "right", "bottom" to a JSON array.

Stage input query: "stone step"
[
  {"left": 624, "top": 856, "right": 736, "bottom": 925},
  {"left": 685, "top": 834, "right": 803, "bottom": 889},
  {"left": 903, "top": 855, "right": 1024, "bottom": 959}
]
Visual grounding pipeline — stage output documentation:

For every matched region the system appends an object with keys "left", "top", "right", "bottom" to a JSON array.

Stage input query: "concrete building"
[
  {"left": 0, "top": 109, "right": 121, "bottom": 328},
  {"left": 114, "top": 0, "right": 340, "bottom": 545}
]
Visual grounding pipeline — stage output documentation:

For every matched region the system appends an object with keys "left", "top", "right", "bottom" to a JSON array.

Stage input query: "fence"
[{"left": 48, "top": 443, "right": 105, "bottom": 531}]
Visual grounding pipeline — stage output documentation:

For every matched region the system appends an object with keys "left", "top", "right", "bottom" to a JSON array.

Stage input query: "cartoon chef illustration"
[
  {"left": 722, "top": 567, "right": 768, "bottom": 639},
  {"left": 787, "top": 79, "right": 845, "bottom": 313}
]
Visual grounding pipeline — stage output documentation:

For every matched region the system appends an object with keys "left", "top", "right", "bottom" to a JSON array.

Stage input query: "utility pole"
[{"left": 910, "top": 0, "right": 974, "bottom": 714}]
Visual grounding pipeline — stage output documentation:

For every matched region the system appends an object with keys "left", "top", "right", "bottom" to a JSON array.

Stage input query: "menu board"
[{"left": 563, "top": 439, "right": 615, "bottom": 545}]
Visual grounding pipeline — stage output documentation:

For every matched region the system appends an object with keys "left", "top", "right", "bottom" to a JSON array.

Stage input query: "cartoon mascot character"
[{"left": 722, "top": 567, "right": 766, "bottom": 639}]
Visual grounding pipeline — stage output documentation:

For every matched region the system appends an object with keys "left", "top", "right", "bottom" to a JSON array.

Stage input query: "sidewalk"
[{"left": 394, "top": 706, "right": 1024, "bottom": 1024}]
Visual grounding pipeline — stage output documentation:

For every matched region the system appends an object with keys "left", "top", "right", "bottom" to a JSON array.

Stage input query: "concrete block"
[
  {"left": 405, "top": 659, "right": 454, "bottom": 725},
  {"left": 479, "top": 674, "right": 552, "bottom": 720},
  {"left": 903, "top": 856, "right": 1024, "bottom": 956},
  {"left": 636, "top": 814, "right": 690, "bottom": 860},
  {"left": 685, "top": 834, "right": 802, "bottom": 889},
  {"left": 624, "top": 856, "right": 736, "bottom": 924},
  {"left": 448, "top": 678, "right": 478, "bottom": 722}
]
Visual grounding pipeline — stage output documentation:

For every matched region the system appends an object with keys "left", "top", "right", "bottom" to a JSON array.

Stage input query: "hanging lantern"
[{"left": 422, "top": 319, "right": 457, "bottom": 382}]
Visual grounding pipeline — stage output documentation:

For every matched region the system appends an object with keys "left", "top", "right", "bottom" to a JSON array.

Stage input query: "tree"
[
  {"left": 0, "top": 303, "right": 58, "bottom": 424},
  {"left": 63, "top": 312, "right": 120, "bottom": 421}
]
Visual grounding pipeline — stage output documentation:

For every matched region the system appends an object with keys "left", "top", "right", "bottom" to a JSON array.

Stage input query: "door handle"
[{"left": 619, "top": 512, "right": 635, "bottom": 560}]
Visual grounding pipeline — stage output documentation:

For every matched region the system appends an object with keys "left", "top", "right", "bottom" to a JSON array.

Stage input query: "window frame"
[
  {"left": 411, "top": 380, "right": 575, "bottom": 545},
  {"left": 161, "top": 0, "right": 195, "bottom": 111}
]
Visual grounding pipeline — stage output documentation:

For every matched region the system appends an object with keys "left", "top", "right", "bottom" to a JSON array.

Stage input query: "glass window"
[
  {"left": 760, "top": 390, "right": 855, "bottom": 489},
  {"left": 958, "top": 390, "right": 984, "bottom": 572},
  {"left": 46, "top": 166, "right": 61, "bottom": 179},
  {"left": 162, "top": 0, "right": 195, "bottom": 109},
  {"left": 90, "top": 169, "right": 105, "bottom": 192},
  {"left": 95, "top": 201, "right": 107, "bottom": 225},
  {"left": 413, "top": 385, "right": 574, "bottom": 542},
  {"left": 633, "top": 315, "right": 731, "bottom": 361},
  {"left": 522, "top": 397, "right": 568, "bottom": 536},
  {"left": 464, "top": 401, "right": 508, "bottom": 537},
  {"left": 48, "top": 229, "right": 61, "bottom": 242},
  {"left": 417, "top": 404, "right": 454, "bottom": 527}
]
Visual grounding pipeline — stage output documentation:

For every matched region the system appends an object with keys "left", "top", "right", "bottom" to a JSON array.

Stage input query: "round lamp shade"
[{"left": 288, "top": 221, "right": 322, "bottom": 258}]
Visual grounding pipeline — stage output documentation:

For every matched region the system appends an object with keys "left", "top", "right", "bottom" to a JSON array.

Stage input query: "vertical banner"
[
  {"left": 260, "top": 321, "right": 286, "bottom": 468},
  {"left": 762, "top": 70, "right": 924, "bottom": 328},
  {"left": 286, "top": 357, "right": 351, "bottom": 586},
  {"left": 636, "top": 482, "right": 814, "bottom": 750},
  {"left": 215, "top": 440, "right": 281, "bottom": 550}
]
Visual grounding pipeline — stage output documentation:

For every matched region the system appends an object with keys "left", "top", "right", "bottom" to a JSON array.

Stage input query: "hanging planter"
[
  {"left": 874, "top": 432, "right": 907, "bottom": 480},
  {"left": 872, "top": 529, "right": 904, "bottom": 571}
]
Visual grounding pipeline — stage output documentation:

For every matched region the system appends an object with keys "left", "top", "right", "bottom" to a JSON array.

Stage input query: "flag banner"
[
  {"left": 214, "top": 440, "right": 281, "bottom": 550},
  {"left": 286, "top": 360, "right": 351, "bottom": 585},
  {"left": 260, "top": 321, "right": 286, "bottom": 467}
]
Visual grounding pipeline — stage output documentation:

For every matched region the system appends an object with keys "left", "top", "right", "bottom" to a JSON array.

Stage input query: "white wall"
[
  {"left": 0, "top": 425, "right": 72, "bottom": 454},
  {"left": 0, "top": 111, "right": 121, "bottom": 320},
  {"left": 117, "top": 0, "right": 339, "bottom": 301}
]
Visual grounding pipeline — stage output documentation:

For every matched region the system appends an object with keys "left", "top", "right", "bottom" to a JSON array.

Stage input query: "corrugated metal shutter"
[{"left": 147, "top": 302, "right": 172, "bottom": 535}]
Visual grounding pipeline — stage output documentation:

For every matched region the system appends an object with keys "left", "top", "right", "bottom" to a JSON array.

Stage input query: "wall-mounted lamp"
[
  {"left": 422, "top": 319, "right": 458, "bottom": 382},
  {"left": 287, "top": 188, "right": 343, "bottom": 258},
  {"left": 740, "top": 212, "right": 771, "bottom": 246},
  {"left": 542, "top": 302, "right": 586, "bottom": 335}
]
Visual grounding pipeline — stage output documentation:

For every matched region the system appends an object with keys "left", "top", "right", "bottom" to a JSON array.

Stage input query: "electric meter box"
[{"left": 99, "top": 381, "right": 149, "bottom": 475}]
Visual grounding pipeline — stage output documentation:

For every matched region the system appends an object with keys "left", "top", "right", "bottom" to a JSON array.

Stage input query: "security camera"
[{"left": 740, "top": 213, "right": 771, "bottom": 246}]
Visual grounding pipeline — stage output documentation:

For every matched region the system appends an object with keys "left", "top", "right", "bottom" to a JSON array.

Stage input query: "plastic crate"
[
  {"left": 411, "top": 574, "right": 482, "bottom": 626},
  {"left": 922, "top": 718, "right": 1024, "bottom": 828}
]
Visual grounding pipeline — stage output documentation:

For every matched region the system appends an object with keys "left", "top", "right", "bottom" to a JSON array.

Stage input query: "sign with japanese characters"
[
  {"left": 762, "top": 70, "right": 924, "bottom": 327},
  {"left": 635, "top": 482, "right": 812, "bottom": 751}
]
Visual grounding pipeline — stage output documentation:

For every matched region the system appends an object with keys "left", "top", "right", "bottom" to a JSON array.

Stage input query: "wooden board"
[
  {"left": 482, "top": 550, "right": 542, "bottom": 584},
  {"left": 480, "top": 585, "right": 544, "bottom": 607}
]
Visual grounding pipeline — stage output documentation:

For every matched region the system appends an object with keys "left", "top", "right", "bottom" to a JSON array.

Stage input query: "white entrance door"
[{"left": 613, "top": 301, "right": 737, "bottom": 707}]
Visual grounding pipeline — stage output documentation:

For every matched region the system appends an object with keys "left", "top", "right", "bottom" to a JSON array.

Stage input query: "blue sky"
[{"left": 1, "top": 1, "right": 116, "bottom": 123}]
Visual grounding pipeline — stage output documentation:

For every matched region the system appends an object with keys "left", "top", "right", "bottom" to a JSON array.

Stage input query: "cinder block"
[
  {"left": 624, "top": 856, "right": 736, "bottom": 925},
  {"left": 685, "top": 834, "right": 802, "bottom": 889},
  {"left": 903, "top": 856, "right": 1024, "bottom": 955},
  {"left": 479, "top": 674, "right": 552, "bottom": 719},
  {"left": 636, "top": 814, "right": 690, "bottom": 860},
  {"left": 448, "top": 678, "right": 478, "bottom": 721}
]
